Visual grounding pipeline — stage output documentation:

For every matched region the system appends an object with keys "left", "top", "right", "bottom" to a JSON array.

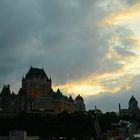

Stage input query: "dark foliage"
[{"left": 0, "top": 111, "right": 120, "bottom": 138}]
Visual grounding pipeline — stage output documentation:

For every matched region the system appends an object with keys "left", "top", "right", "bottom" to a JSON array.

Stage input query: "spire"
[
  {"left": 57, "top": 88, "right": 60, "bottom": 92},
  {"left": 57, "top": 88, "right": 61, "bottom": 94},
  {"left": 55, "top": 88, "right": 62, "bottom": 97},
  {"left": 119, "top": 103, "right": 121, "bottom": 115},
  {"left": 69, "top": 95, "right": 74, "bottom": 102}
]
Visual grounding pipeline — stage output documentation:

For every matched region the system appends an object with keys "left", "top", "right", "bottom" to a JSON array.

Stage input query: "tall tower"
[
  {"left": 128, "top": 96, "right": 139, "bottom": 110},
  {"left": 75, "top": 95, "right": 85, "bottom": 111},
  {"left": 22, "top": 67, "right": 52, "bottom": 99}
]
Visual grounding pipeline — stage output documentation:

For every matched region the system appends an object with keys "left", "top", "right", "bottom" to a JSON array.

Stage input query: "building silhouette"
[
  {"left": 75, "top": 94, "right": 85, "bottom": 111},
  {"left": 22, "top": 67, "right": 52, "bottom": 98},
  {"left": 119, "top": 96, "right": 140, "bottom": 117},
  {"left": 0, "top": 67, "right": 86, "bottom": 113},
  {"left": 0, "top": 85, "right": 17, "bottom": 112}
]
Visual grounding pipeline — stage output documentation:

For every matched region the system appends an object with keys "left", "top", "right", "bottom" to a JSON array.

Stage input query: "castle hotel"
[{"left": 0, "top": 67, "right": 85, "bottom": 113}]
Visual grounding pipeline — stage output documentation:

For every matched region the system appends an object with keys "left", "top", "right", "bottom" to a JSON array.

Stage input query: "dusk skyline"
[{"left": 1, "top": 0, "right": 140, "bottom": 112}]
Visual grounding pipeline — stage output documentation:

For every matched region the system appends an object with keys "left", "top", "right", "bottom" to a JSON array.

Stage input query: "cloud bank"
[{"left": 1, "top": 0, "right": 140, "bottom": 111}]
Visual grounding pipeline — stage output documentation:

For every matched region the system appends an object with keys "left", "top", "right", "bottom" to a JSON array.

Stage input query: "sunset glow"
[
  {"left": 53, "top": 0, "right": 140, "bottom": 97},
  {"left": 1, "top": 0, "right": 140, "bottom": 110}
]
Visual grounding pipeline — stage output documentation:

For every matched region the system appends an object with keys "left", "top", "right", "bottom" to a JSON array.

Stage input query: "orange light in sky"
[{"left": 54, "top": 0, "right": 140, "bottom": 97}]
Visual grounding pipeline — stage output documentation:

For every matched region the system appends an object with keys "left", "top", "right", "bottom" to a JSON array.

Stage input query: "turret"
[
  {"left": 128, "top": 96, "right": 139, "bottom": 110},
  {"left": 75, "top": 94, "right": 85, "bottom": 111}
]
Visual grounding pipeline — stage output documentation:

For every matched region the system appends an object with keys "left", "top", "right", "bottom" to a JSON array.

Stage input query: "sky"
[{"left": 1, "top": 0, "right": 140, "bottom": 112}]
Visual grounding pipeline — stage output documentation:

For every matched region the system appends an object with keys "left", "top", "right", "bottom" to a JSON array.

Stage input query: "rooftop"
[{"left": 25, "top": 67, "right": 49, "bottom": 80}]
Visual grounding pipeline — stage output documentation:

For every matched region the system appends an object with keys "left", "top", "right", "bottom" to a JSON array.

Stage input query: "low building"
[{"left": 0, "top": 130, "right": 39, "bottom": 140}]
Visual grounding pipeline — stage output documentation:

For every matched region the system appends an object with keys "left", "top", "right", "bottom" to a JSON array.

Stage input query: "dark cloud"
[
  {"left": 1, "top": 0, "right": 139, "bottom": 112},
  {"left": 0, "top": 0, "right": 107, "bottom": 84}
]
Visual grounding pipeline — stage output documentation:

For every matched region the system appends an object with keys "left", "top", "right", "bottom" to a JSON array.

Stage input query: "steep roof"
[
  {"left": 56, "top": 88, "right": 63, "bottom": 96},
  {"left": 1, "top": 85, "right": 11, "bottom": 96},
  {"left": 25, "top": 67, "right": 49, "bottom": 80},
  {"left": 69, "top": 95, "right": 74, "bottom": 102}
]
